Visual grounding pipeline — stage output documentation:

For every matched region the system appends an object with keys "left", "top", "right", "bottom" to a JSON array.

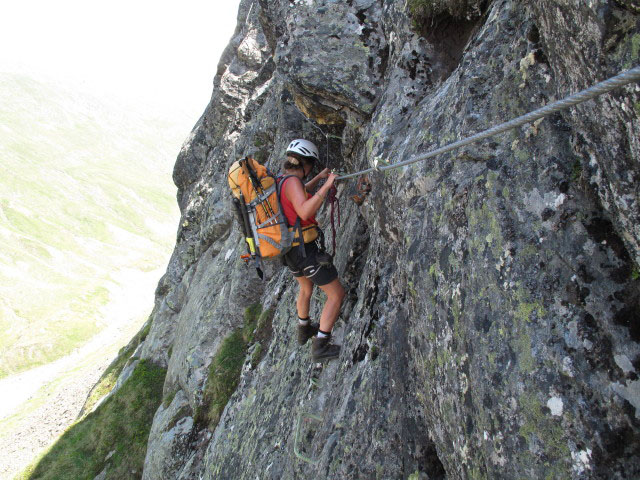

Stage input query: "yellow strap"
[{"left": 246, "top": 237, "right": 256, "bottom": 254}]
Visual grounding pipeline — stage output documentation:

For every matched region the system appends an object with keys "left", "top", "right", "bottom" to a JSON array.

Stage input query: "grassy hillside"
[
  {"left": 18, "top": 359, "right": 167, "bottom": 480},
  {"left": 0, "top": 72, "right": 184, "bottom": 378}
]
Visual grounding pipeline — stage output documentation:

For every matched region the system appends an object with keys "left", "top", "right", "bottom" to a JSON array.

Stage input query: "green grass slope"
[
  {"left": 18, "top": 359, "right": 167, "bottom": 480},
  {"left": 0, "top": 72, "right": 184, "bottom": 378}
]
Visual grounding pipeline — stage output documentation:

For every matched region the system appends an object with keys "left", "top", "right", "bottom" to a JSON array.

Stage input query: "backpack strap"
[
  {"left": 278, "top": 175, "right": 308, "bottom": 258},
  {"left": 244, "top": 158, "right": 276, "bottom": 218}
]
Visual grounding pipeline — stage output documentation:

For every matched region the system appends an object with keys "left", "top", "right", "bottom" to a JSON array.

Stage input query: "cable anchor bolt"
[{"left": 372, "top": 156, "right": 389, "bottom": 172}]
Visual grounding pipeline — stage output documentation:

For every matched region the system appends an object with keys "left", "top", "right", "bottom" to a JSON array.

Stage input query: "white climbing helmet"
[{"left": 286, "top": 139, "right": 319, "bottom": 162}]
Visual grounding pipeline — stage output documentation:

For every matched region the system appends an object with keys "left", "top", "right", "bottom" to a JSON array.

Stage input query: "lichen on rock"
[{"left": 96, "top": 0, "right": 640, "bottom": 478}]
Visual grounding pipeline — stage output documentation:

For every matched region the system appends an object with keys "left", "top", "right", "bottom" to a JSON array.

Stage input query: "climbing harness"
[{"left": 337, "top": 65, "right": 640, "bottom": 181}]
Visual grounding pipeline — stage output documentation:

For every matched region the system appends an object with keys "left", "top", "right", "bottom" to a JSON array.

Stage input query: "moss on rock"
[
  {"left": 202, "top": 329, "right": 246, "bottom": 428},
  {"left": 198, "top": 303, "right": 273, "bottom": 430}
]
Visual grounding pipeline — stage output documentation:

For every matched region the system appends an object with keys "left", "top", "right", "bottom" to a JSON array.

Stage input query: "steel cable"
[{"left": 337, "top": 65, "right": 640, "bottom": 181}]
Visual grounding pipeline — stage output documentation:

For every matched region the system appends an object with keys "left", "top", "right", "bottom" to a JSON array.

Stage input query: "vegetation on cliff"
[
  {"left": 79, "top": 320, "right": 154, "bottom": 418},
  {"left": 20, "top": 360, "right": 166, "bottom": 480},
  {"left": 196, "top": 304, "right": 273, "bottom": 430}
]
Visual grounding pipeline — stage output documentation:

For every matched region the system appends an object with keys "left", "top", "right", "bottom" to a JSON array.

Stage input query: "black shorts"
[{"left": 283, "top": 241, "right": 338, "bottom": 286}]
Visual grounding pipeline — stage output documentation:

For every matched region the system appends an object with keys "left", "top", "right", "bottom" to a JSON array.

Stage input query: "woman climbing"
[{"left": 279, "top": 139, "right": 345, "bottom": 361}]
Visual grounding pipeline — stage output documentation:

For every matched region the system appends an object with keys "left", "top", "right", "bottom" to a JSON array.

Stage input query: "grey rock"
[
  {"left": 116, "top": 0, "right": 640, "bottom": 479},
  {"left": 114, "top": 359, "right": 139, "bottom": 393},
  {"left": 93, "top": 468, "right": 107, "bottom": 480},
  {"left": 142, "top": 390, "right": 196, "bottom": 480}
]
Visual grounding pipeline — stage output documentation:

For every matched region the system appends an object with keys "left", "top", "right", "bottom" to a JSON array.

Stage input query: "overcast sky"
[{"left": 0, "top": 0, "right": 241, "bottom": 118}]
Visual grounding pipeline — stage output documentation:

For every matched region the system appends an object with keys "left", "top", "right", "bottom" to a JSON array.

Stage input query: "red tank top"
[{"left": 279, "top": 176, "right": 318, "bottom": 227}]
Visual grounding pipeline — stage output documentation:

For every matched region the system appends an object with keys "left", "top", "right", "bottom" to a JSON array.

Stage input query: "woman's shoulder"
[
  {"left": 280, "top": 174, "right": 304, "bottom": 190},
  {"left": 279, "top": 174, "right": 303, "bottom": 202}
]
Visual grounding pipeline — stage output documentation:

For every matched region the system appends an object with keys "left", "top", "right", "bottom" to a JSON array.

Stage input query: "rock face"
[{"left": 132, "top": 0, "right": 640, "bottom": 478}]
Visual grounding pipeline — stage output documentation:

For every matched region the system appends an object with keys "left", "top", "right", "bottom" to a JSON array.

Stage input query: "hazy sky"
[{"left": 0, "top": 0, "right": 242, "bottom": 117}]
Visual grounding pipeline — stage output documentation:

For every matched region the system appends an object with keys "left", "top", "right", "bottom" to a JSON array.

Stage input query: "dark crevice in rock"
[
  {"left": 341, "top": 212, "right": 371, "bottom": 307},
  {"left": 403, "top": 415, "right": 448, "bottom": 479},
  {"left": 533, "top": 47, "right": 549, "bottom": 66},
  {"left": 377, "top": 43, "right": 391, "bottom": 78},
  {"left": 257, "top": 0, "right": 279, "bottom": 54},
  {"left": 352, "top": 343, "right": 369, "bottom": 363},
  {"left": 527, "top": 23, "right": 540, "bottom": 43},
  {"left": 399, "top": 305, "right": 448, "bottom": 478},
  {"left": 525, "top": 23, "right": 550, "bottom": 65},
  {"left": 352, "top": 283, "right": 379, "bottom": 364},
  {"left": 613, "top": 294, "right": 640, "bottom": 342},
  {"left": 603, "top": 2, "right": 640, "bottom": 52},
  {"left": 592, "top": 423, "right": 640, "bottom": 479},
  {"left": 364, "top": 276, "right": 380, "bottom": 317},
  {"left": 584, "top": 217, "right": 631, "bottom": 263},
  {"left": 411, "top": 1, "right": 490, "bottom": 81},
  {"left": 352, "top": 301, "right": 378, "bottom": 363}
]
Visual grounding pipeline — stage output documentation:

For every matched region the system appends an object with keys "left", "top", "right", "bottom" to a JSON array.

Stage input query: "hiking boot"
[
  {"left": 297, "top": 322, "right": 319, "bottom": 345},
  {"left": 311, "top": 336, "right": 340, "bottom": 361}
]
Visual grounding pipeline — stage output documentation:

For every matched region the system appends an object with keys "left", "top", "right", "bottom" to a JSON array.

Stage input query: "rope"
[
  {"left": 293, "top": 410, "right": 323, "bottom": 464},
  {"left": 337, "top": 65, "right": 640, "bottom": 181},
  {"left": 297, "top": 112, "right": 342, "bottom": 252},
  {"left": 326, "top": 185, "right": 340, "bottom": 254},
  {"left": 296, "top": 108, "right": 331, "bottom": 167}
]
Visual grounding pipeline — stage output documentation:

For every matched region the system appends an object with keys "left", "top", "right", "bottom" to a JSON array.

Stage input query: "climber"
[{"left": 279, "top": 139, "right": 345, "bottom": 361}]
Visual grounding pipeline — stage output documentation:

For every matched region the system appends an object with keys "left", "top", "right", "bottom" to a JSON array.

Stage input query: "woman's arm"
[
  {"left": 304, "top": 168, "right": 330, "bottom": 192},
  {"left": 285, "top": 173, "right": 337, "bottom": 221}
]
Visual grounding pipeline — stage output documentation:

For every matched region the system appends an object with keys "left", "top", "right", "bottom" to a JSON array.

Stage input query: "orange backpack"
[{"left": 228, "top": 157, "right": 317, "bottom": 263}]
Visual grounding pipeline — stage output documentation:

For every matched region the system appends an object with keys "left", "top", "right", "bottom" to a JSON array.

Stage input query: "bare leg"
[
  {"left": 318, "top": 278, "right": 345, "bottom": 333},
  {"left": 295, "top": 276, "right": 314, "bottom": 319}
]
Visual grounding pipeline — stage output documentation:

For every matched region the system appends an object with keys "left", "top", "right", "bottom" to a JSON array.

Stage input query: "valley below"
[
  {"left": 0, "top": 70, "right": 186, "bottom": 479},
  {"left": 0, "top": 266, "right": 162, "bottom": 479}
]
